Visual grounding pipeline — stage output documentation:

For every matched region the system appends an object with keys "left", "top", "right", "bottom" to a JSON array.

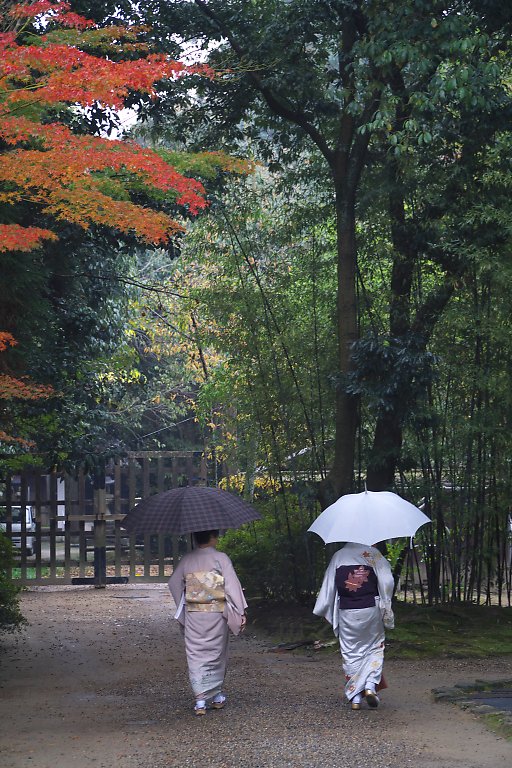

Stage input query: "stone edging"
[{"left": 432, "top": 679, "right": 512, "bottom": 740}]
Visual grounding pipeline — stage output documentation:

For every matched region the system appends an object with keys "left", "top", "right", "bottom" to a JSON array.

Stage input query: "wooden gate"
[{"left": 0, "top": 451, "right": 206, "bottom": 586}]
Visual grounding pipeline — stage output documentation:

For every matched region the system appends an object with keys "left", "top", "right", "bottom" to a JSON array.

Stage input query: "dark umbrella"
[{"left": 121, "top": 486, "right": 261, "bottom": 535}]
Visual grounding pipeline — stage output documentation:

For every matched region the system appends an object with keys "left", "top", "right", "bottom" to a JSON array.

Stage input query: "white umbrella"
[{"left": 308, "top": 489, "right": 431, "bottom": 545}]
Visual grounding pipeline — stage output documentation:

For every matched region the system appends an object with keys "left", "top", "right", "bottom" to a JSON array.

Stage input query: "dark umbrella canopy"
[{"left": 121, "top": 486, "right": 261, "bottom": 536}]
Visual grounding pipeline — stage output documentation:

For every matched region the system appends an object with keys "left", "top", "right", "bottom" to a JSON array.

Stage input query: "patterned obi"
[
  {"left": 335, "top": 564, "right": 379, "bottom": 610},
  {"left": 185, "top": 570, "right": 226, "bottom": 612}
]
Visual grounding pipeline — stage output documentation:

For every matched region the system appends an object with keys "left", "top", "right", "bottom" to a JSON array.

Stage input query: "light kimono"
[
  {"left": 168, "top": 546, "right": 247, "bottom": 702},
  {"left": 313, "top": 542, "right": 395, "bottom": 703}
]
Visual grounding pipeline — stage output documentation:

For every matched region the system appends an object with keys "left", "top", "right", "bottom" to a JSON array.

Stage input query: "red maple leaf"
[{"left": 344, "top": 566, "right": 370, "bottom": 593}]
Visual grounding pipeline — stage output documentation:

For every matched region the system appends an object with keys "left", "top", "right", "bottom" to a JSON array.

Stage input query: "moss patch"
[
  {"left": 483, "top": 711, "right": 512, "bottom": 741},
  {"left": 387, "top": 603, "right": 512, "bottom": 659},
  {"left": 247, "top": 600, "right": 512, "bottom": 659}
]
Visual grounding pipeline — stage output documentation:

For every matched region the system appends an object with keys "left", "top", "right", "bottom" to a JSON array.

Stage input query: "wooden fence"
[{"left": 0, "top": 451, "right": 206, "bottom": 586}]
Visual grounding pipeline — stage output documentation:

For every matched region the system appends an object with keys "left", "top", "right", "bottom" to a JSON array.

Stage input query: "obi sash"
[
  {"left": 185, "top": 570, "right": 226, "bottom": 612},
  {"left": 335, "top": 564, "right": 379, "bottom": 609}
]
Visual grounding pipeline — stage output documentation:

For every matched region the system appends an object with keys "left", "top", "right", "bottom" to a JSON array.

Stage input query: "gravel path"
[{"left": 0, "top": 585, "right": 510, "bottom": 768}]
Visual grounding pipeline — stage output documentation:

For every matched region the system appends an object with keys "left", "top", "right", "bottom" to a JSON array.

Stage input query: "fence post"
[{"left": 93, "top": 474, "right": 107, "bottom": 589}]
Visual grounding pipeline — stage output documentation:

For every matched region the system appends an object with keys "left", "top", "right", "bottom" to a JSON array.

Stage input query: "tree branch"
[{"left": 193, "top": 0, "right": 335, "bottom": 165}]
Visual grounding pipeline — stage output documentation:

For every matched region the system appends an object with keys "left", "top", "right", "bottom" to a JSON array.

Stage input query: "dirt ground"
[{"left": 0, "top": 585, "right": 511, "bottom": 768}]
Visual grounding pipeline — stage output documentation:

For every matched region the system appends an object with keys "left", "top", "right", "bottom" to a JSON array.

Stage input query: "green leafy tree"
[
  {"left": 75, "top": 0, "right": 512, "bottom": 505},
  {"left": 0, "top": 1, "right": 250, "bottom": 470},
  {"left": 134, "top": 172, "right": 337, "bottom": 596}
]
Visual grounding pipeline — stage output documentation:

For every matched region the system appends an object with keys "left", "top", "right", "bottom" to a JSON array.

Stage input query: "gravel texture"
[{"left": 0, "top": 585, "right": 511, "bottom": 768}]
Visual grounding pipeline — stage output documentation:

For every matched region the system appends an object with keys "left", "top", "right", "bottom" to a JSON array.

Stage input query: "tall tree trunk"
[
  {"left": 319, "top": 186, "right": 359, "bottom": 506},
  {"left": 192, "top": 0, "right": 380, "bottom": 507},
  {"left": 366, "top": 171, "right": 414, "bottom": 491},
  {"left": 366, "top": 415, "right": 404, "bottom": 491}
]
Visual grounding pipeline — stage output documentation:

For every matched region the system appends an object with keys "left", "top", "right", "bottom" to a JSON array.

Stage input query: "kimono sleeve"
[
  {"left": 313, "top": 552, "right": 340, "bottom": 636},
  {"left": 373, "top": 550, "right": 395, "bottom": 629},
  {"left": 168, "top": 557, "right": 186, "bottom": 626},
  {"left": 221, "top": 554, "right": 248, "bottom": 636}
]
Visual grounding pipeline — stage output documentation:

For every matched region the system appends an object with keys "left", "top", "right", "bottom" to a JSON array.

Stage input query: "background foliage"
[
  {"left": 0, "top": 532, "right": 26, "bottom": 634},
  {"left": 1, "top": 1, "right": 512, "bottom": 605}
]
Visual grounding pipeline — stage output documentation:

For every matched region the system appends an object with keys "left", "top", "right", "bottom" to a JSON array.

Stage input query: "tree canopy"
[
  {"left": 84, "top": 0, "right": 512, "bottom": 502},
  {"left": 0, "top": 0, "right": 249, "bottom": 468},
  {"left": 1, "top": 0, "right": 512, "bottom": 602}
]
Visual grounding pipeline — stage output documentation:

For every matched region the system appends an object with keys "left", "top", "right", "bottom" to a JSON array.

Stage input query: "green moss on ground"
[
  {"left": 483, "top": 712, "right": 512, "bottom": 741},
  {"left": 387, "top": 603, "right": 512, "bottom": 659},
  {"left": 247, "top": 600, "right": 512, "bottom": 659}
]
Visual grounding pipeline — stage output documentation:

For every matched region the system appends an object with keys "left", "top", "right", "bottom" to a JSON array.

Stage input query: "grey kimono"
[{"left": 168, "top": 546, "right": 247, "bottom": 701}]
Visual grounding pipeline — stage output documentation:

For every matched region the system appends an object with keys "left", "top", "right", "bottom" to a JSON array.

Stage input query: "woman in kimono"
[
  {"left": 168, "top": 529, "right": 247, "bottom": 716},
  {"left": 313, "top": 541, "right": 395, "bottom": 710}
]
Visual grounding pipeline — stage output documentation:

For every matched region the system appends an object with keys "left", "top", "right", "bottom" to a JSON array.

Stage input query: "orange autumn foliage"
[
  {"left": 0, "top": 223, "right": 58, "bottom": 252},
  {"left": 0, "top": 373, "right": 53, "bottom": 401},
  {"left": 0, "top": 36, "right": 199, "bottom": 111},
  {"left": 0, "top": 332, "right": 53, "bottom": 446},
  {"left": 0, "top": 117, "right": 207, "bottom": 242},
  {"left": 0, "top": 332, "right": 17, "bottom": 353},
  {"left": 9, "top": 1, "right": 95, "bottom": 28},
  {"left": 0, "top": 1, "right": 221, "bottom": 252}
]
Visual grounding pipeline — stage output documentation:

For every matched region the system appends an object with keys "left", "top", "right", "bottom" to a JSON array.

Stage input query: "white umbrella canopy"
[{"left": 308, "top": 489, "right": 431, "bottom": 546}]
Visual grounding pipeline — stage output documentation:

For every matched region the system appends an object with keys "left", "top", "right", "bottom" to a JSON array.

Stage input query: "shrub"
[
  {"left": 0, "top": 532, "right": 26, "bottom": 635},
  {"left": 218, "top": 493, "right": 326, "bottom": 603}
]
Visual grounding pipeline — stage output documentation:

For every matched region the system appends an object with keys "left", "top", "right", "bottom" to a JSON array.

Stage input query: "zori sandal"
[
  {"left": 350, "top": 693, "right": 362, "bottom": 711},
  {"left": 211, "top": 694, "right": 226, "bottom": 710},
  {"left": 364, "top": 689, "right": 379, "bottom": 708}
]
